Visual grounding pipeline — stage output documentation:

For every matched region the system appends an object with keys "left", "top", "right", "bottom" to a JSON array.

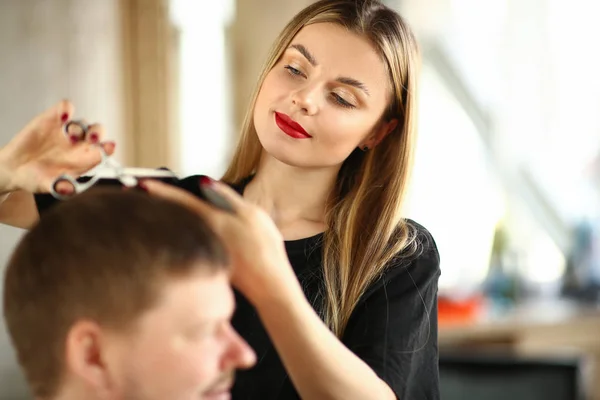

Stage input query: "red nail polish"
[
  {"left": 61, "top": 112, "right": 69, "bottom": 123},
  {"left": 89, "top": 133, "right": 99, "bottom": 143},
  {"left": 137, "top": 181, "right": 149, "bottom": 192},
  {"left": 199, "top": 176, "right": 214, "bottom": 187},
  {"left": 70, "top": 135, "right": 79, "bottom": 144}
]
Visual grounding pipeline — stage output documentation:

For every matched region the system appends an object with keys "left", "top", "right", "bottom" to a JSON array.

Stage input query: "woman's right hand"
[{"left": 0, "top": 100, "right": 115, "bottom": 194}]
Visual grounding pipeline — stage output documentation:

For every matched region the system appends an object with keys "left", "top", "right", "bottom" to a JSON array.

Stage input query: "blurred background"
[{"left": 1, "top": 0, "right": 599, "bottom": 398}]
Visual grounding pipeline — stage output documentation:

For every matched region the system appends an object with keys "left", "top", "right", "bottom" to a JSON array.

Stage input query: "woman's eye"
[
  {"left": 284, "top": 65, "right": 303, "bottom": 77},
  {"left": 332, "top": 93, "right": 356, "bottom": 109}
]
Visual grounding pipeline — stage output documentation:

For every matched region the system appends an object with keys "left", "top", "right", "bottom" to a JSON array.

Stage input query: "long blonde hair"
[{"left": 222, "top": 0, "right": 421, "bottom": 337}]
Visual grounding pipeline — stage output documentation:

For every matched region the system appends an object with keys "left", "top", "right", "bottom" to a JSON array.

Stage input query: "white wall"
[
  {"left": 0, "top": 0, "right": 126, "bottom": 398},
  {"left": 0, "top": 227, "right": 27, "bottom": 399}
]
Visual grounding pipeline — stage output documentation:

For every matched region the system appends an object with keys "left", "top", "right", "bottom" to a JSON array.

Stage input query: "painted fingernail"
[
  {"left": 136, "top": 180, "right": 149, "bottom": 192},
  {"left": 61, "top": 112, "right": 69, "bottom": 123},
  {"left": 89, "top": 133, "right": 99, "bottom": 143},
  {"left": 69, "top": 135, "right": 80, "bottom": 144},
  {"left": 199, "top": 175, "right": 215, "bottom": 187},
  {"left": 199, "top": 185, "right": 235, "bottom": 213}
]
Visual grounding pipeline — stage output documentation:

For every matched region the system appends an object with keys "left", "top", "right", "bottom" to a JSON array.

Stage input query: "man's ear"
[
  {"left": 359, "top": 118, "right": 398, "bottom": 150},
  {"left": 64, "top": 320, "right": 114, "bottom": 394}
]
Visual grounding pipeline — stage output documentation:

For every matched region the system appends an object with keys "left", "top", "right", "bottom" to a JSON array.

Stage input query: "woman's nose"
[{"left": 291, "top": 86, "right": 319, "bottom": 115}]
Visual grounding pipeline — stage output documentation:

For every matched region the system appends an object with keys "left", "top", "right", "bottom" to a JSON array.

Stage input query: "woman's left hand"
[{"left": 142, "top": 178, "right": 301, "bottom": 305}]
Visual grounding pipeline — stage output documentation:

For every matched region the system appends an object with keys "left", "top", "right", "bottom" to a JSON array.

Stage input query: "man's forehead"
[{"left": 157, "top": 270, "right": 234, "bottom": 319}]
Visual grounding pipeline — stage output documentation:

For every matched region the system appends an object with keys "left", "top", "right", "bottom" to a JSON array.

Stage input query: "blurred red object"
[{"left": 438, "top": 294, "right": 485, "bottom": 327}]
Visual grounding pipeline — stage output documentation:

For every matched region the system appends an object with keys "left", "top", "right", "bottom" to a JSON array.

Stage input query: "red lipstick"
[{"left": 274, "top": 112, "right": 311, "bottom": 139}]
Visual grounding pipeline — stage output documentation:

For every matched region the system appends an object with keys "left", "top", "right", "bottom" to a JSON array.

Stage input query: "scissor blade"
[{"left": 90, "top": 167, "right": 178, "bottom": 179}]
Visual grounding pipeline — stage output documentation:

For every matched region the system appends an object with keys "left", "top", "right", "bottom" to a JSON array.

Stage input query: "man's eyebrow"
[{"left": 289, "top": 44, "right": 317, "bottom": 66}]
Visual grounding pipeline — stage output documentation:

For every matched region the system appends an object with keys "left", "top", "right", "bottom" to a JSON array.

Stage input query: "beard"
[{"left": 113, "top": 369, "right": 236, "bottom": 400}]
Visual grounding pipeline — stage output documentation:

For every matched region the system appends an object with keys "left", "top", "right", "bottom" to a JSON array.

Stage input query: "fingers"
[
  {"left": 65, "top": 120, "right": 114, "bottom": 155},
  {"left": 142, "top": 179, "right": 219, "bottom": 220},
  {"left": 53, "top": 179, "right": 76, "bottom": 196},
  {"left": 53, "top": 99, "right": 75, "bottom": 126},
  {"left": 85, "top": 122, "right": 106, "bottom": 144},
  {"left": 65, "top": 119, "right": 89, "bottom": 143},
  {"left": 25, "top": 100, "right": 75, "bottom": 135},
  {"left": 207, "top": 179, "right": 247, "bottom": 210},
  {"left": 100, "top": 141, "right": 116, "bottom": 156},
  {"left": 60, "top": 119, "right": 114, "bottom": 173},
  {"left": 143, "top": 177, "right": 239, "bottom": 215},
  {"left": 39, "top": 100, "right": 112, "bottom": 149},
  {"left": 199, "top": 178, "right": 237, "bottom": 214},
  {"left": 64, "top": 120, "right": 106, "bottom": 143}
]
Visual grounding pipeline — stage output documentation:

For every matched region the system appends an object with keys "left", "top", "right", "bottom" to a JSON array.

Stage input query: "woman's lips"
[{"left": 274, "top": 112, "right": 311, "bottom": 139}]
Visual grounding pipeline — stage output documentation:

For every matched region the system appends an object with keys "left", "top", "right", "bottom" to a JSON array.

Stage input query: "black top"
[{"left": 34, "top": 174, "right": 441, "bottom": 400}]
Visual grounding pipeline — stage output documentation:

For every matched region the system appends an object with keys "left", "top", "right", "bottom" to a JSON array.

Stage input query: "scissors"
[{"left": 50, "top": 120, "right": 177, "bottom": 200}]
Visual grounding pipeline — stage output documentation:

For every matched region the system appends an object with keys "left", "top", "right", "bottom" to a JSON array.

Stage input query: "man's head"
[{"left": 3, "top": 188, "right": 256, "bottom": 400}]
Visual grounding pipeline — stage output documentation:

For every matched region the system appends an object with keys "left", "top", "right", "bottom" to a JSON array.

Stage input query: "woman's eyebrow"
[
  {"left": 288, "top": 43, "right": 370, "bottom": 96},
  {"left": 336, "top": 77, "right": 370, "bottom": 96},
  {"left": 289, "top": 43, "right": 318, "bottom": 66}
]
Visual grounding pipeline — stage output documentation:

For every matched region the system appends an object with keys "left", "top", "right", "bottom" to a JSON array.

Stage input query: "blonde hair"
[{"left": 222, "top": 0, "right": 421, "bottom": 337}]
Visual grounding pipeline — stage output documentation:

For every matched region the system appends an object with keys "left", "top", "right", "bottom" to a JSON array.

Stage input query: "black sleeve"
[{"left": 341, "top": 222, "right": 441, "bottom": 400}]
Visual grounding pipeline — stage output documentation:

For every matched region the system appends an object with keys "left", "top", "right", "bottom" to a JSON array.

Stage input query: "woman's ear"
[
  {"left": 359, "top": 118, "right": 398, "bottom": 150},
  {"left": 378, "top": 118, "right": 399, "bottom": 145}
]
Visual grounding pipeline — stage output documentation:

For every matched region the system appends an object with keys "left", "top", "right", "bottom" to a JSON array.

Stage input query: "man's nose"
[{"left": 224, "top": 327, "right": 256, "bottom": 370}]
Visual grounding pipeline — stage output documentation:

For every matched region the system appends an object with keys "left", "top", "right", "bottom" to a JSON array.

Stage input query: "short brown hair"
[{"left": 3, "top": 187, "right": 229, "bottom": 398}]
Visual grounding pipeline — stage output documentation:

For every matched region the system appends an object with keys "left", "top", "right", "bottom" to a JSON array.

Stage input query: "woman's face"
[{"left": 253, "top": 22, "right": 397, "bottom": 169}]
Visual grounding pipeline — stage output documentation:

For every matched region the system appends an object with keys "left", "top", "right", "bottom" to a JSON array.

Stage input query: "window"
[{"left": 405, "top": 64, "right": 505, "bottom": 292}]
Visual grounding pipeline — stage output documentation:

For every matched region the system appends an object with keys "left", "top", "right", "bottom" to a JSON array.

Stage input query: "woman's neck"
[{"left": 243, "top": 155, "right": 339, "bottom": 240}]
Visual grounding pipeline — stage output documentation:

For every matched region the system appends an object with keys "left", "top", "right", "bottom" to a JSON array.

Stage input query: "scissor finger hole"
[
  {"left": 64, "top": 120, "right": 89, "bottom": 141},
  {"left": 52, "top": 177, "right": 77, "bottom": 197}
]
